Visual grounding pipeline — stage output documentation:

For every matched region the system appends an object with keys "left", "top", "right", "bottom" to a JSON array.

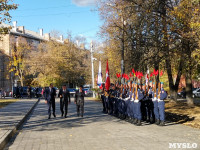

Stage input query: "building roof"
[{"left": 0, "top": 22, "right": 64, "bottom": 43}]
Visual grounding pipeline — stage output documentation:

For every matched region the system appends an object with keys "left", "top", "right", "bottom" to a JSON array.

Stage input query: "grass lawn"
[
  {"left": 0, "top": 99, "right": 19, "bottom": 108},
  {"left": 165, "top": 99, "right": 200, "bottom": 129}
]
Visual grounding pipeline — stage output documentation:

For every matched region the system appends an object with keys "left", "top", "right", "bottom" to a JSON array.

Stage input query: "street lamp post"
[
  {"left": 91, "top": 41, "right": 95, "bottom": 98},
  {"left": 121, "top": 17, "right": 126, "bottom": 84}
]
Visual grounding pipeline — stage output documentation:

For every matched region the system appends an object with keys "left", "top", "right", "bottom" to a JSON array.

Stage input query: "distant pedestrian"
[
  {"left": 44, "top": 83, "right": 57, "bottom": 119},
  {"left": 27, "top": 86, "right": 31, "bottom": 99},
  {"left": 41, "top": 87, "right": 45, "bottom": 98},
  {"left": 75, "top": 85, "right": 85, "bottom": 117},
  {"left": 58, "top": 84, "right": 71, "bottom": 118},
  {"left": 0, "top": 88, "right": 2, "bottom": 98},
  {"left": 20, "top": 86, "right": 23, "bottom": 98},
  {"left": 16, "top": 86, "right": 20, "bottom": 98}
]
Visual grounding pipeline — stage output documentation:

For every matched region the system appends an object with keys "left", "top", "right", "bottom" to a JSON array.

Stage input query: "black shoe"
[
  {"left": 159, "top": 121, "right": 165, "bottom": 126},
  {"left": 65, "top": 115, "right": 67, "bottom": 118},
  {"left": 136, "top": 120, "right": 142, "bottom": 126},
  {"left": 150, "top": 117, "right": 154, "bottom": 124},
  {"left": 81, "top": 115, "right": 83, "bottom": 118},
  {"left": 133, "top": 119, "right": 138, "bottom": 124},
  {"left": 155, "top": 119, "right": 160, "bottom": 125},
  {"left": 61, "top": 112, "right": 64, "bottom": 117},
  {"left": 53, "top": 113, "right": 56, "bottom": 118},
  {"left": 48, "top": 116, "right": 51, "bottom": 119}
]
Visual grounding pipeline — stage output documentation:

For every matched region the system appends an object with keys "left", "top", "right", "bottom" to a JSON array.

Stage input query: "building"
[{"left": 0, "top": 21, "right": 64, "bottom": 94}]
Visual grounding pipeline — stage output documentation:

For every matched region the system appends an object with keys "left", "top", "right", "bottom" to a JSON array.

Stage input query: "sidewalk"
[
  {"left": 4, "top": 98, "right": 200, "bottom": 150},
  {"left": 0, "top": 98, "right": 39, "bottom": 150}
]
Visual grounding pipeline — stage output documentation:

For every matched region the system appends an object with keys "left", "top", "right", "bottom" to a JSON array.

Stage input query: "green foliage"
[
  {"left": 26, "top": 40, "right": 89, "bottom": 87},
  {"left": 0, "top": 0, "right": 18, "bottom": 34}
]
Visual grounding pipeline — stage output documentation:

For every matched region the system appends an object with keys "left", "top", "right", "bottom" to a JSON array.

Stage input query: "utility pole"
[
  {"left": 121, "top": 17, "right": 126, "bottom": 84},
  {"left": 90, "top": 41, "right": 95, "bottom": 98}
]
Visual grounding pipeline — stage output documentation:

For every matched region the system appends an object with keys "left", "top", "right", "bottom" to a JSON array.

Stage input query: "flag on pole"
[
  {"left": 97, "top": 61, "right": 102, "bottom": 86},
  {"left": 105, "top": 60, "right": 110, "bottom": 91}
]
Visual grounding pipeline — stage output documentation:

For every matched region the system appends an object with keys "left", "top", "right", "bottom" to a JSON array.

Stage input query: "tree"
[
  {"left": 97, "top": 0, "right": 200, "bottom": 106},
  {"left": 26, "top": 39, "right": 90, "bottom": 87},
  {"left": 9, "top": 37, "right": 32, "bottom": 86},
  {"left": 0, "top": 0, "right": 18, "bottom": 34}
]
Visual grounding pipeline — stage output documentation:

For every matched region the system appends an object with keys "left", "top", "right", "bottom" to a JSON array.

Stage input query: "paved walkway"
[
  {"left": 4, "top": 98, "right": 200, "bottom": 150},
  {"left": 0, "top": 99, "right": 38, "bottom": 149}
]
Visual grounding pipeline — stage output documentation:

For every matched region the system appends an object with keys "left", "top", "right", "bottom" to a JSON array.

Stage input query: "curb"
[{"left": 0, "top": 98, "right": 40, "bottom": 150}]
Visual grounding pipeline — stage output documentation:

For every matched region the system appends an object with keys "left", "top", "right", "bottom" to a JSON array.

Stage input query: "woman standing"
[{"left": 75, "top": 86, "right": 85, "bottom": 117}]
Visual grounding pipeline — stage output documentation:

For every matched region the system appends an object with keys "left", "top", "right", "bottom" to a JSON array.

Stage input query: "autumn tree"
[
  {"left": 9, "top": 37, "right": 32, "bottom": 86},
  {"left": 0, "top": 0, "right": 18, "bottom": 34},
  {"left": 26, "top": 39, "right": 90, "bottom": 88}
]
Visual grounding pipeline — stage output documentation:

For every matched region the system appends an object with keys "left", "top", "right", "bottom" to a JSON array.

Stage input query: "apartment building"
[{"left": 0, "top": 21, "right": 64, "bottom": 93}]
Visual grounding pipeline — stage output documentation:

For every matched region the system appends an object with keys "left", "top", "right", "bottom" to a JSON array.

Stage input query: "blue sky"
[{"left": 9, "top": 0, "right": 102, "bottom": 46}]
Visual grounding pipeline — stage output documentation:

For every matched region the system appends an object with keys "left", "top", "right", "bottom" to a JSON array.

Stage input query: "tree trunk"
[
  {"left": 185, "top": 40, "right": 194, "bottom": 107},
  {"left": 186, "top": 71, "right": 194, "bottom": 107}
]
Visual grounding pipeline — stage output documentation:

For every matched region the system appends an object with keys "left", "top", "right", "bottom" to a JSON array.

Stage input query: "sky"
[{"left": 9, "top": 0, "right": 102, "bottom": 47}]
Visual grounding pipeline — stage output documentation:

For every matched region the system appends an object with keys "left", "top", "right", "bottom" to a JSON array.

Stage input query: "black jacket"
[
  {"left": 45, "top": 87, "right": 56, "bottom": 102},
  {"left": 75, "top": 90, "right": 85, "bottom": 105},
  {"left": 58, "top": 89, "right": 71, "bottom": 103}
]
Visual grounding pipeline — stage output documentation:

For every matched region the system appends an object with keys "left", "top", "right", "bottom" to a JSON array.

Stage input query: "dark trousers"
[
  {"left": 104, "top": 97, "right": 109, "bottom": 113},
  {"left": 108, "top": 97, "right": 114, "bottom": 114},
  {"left": 60, "top": 98, "right": 68, "bottom": 116},
  {"left": 76, "top": 104, "right": 84, "bottom": 117},
  {"left": 101, "top": 95, "right": 106, "bottom": 112},
  {"left": 158, "top": 101, "right": 165, "bottom": 121},
  {"left": 48, "top": 99, "right": 55, "bottom": 117},
  {"left": 134, "top": 101, "right": 142, "bottom": 120}
]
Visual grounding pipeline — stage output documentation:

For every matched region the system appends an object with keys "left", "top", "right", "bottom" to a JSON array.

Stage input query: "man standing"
[
  {"left": 58, "top": 84, "right": 71, "bottom": 118},
  {"left": 158, "top": 82, "right": 168, "bottom": 126},
  {"left": 75, "top": 86, "right": 85, "bottom": 117},
  {"left": 45, "top": 83, "right": 56, "bottom": 119}
]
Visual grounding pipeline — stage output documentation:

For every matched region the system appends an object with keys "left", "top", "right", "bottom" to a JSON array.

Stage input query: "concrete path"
[
  {"left": 0, "top": 99, "right": 39, "bottom": 149},
  {"left": 4, "top": 98, "right": 200, "bottom": 150}
]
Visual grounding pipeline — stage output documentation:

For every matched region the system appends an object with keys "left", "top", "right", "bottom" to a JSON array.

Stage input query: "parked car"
[
  {"left": 68, "top": 88, "right": 76, "bottom": 97},
  {"left": 193, "top": 88, "right": 200, "bottom": 98},
  {"left": 177, "top": 90, "right": 186, "bottom": 98},
  {"left": 83, "top": 88, "right": 93, "bottom": 97}
]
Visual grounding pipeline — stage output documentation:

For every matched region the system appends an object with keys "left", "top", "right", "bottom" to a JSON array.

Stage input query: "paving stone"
[{"left": 3, "top": 98, "right": 200, "bottom": 150}]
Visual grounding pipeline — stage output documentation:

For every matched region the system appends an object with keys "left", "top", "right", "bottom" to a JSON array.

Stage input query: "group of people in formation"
[
  {"left": 100, "top": 80, "right": 168, "bottom": 126},
  {"left": 44, "top": 83, "right": 85, "bottom": 119}
]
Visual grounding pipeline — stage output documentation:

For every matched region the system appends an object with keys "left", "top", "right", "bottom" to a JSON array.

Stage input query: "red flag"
[
  {"left": 153, "top": 69, "right": 159, "bottom": 76},
  {"left": 155, "top": 70, "right": 159, "bottom": 76},
  {"left": 135, "top": 71, "right": 138, "bottom": 78},
  {"left": 116, "top": 73, "right": 120, "bottom": 78},
  {"left": 150, "top": 72, "right": 153, "bottom": 77},
  {"left": 132, "top": 69, "right": 135, "bottom": 74},
  {"left": 105, "top": 60, "right": 110, "bottom": 91},
  {"left": 100, "top": 84, "right": 103, "bottom": 90},
  {"left": 160, "top": 70, "right": 163, "bottom": 77},
  {"left": 129, "top": 72, "right": 133, "bottom": 78}
]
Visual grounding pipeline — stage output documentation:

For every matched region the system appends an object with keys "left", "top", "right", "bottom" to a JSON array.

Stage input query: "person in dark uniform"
[
  {"left": 108, "top": 85, "right": 117, "bottom": 115},
  {"left": 27, "top": 86, "right": 31, "bottom": 99},
  {"left": 75, "top": 85, "right": 85, "bottom": 117},
  {"left": 157, "top": 82, "right": 168, "bottom": 126},
  {"left": 16, "top": 86, "right": 20, "bottom": 98},
  {"left": 58, "top": 84, "right": 71, "bottom": 118},
  {"left": 45, "top": 83, "right": 57, "bottom": 119}
]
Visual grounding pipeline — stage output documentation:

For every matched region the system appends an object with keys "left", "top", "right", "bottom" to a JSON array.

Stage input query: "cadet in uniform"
[
  {"left": 133, "top": 83, "right": 144, "bottom": 126},
  {"left": 157, "top": 82, "right": 167, "bottom": 126}
]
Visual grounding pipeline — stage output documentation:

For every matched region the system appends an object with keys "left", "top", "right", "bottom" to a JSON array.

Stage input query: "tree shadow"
[
  {"left": 18, "top": 99, "right": 123, "bottom": 132},
  {"left": 164, "top": 112, "right": 195, "bottom": 126}
]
